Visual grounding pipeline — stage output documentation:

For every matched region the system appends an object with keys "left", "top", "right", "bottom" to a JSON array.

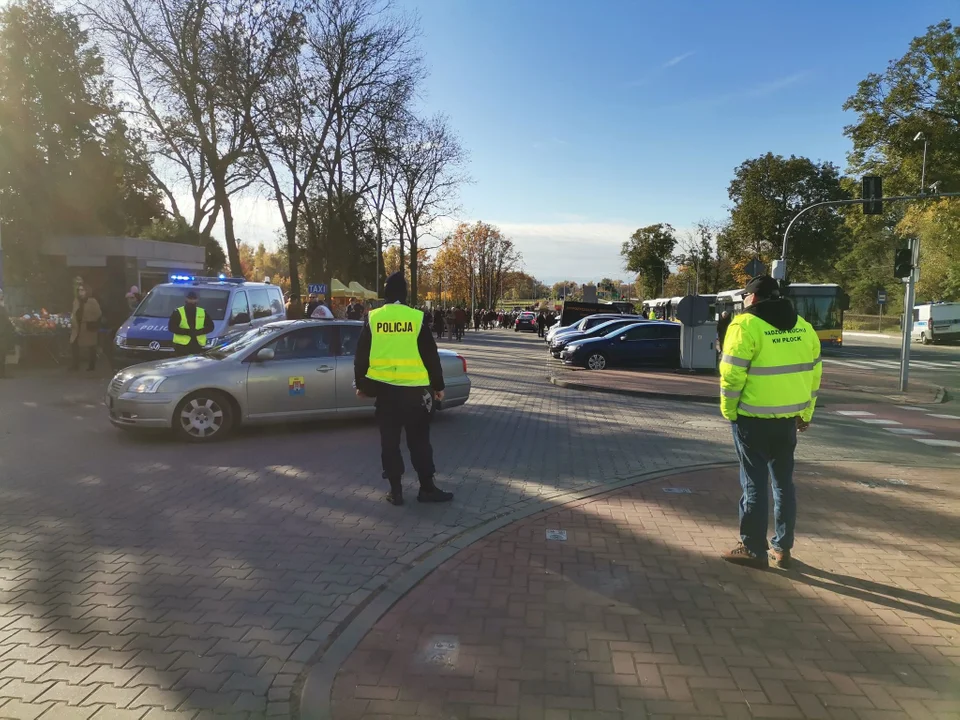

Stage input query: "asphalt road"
[
  {"left": 837, "top": 332, "right": 960, "bottom": 392},
  {"left": 0, "top": 330, "right": 956, "bottom": 719}
]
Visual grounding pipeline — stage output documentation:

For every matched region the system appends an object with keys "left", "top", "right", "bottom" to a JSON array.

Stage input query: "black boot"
[
  {"left": 417, "top": 478, "right": 453, "bottom": 503},
  {"left": 385, "top": 477, "right": 404, "bottom": 506}
]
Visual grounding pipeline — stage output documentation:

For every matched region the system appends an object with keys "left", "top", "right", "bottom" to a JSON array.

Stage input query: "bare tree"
[
  {"left": 85, "top": 0, "right": 299, "bottom": 275},
  {"left": 387, "top": 114, "right": 467, "bottom": 303}
]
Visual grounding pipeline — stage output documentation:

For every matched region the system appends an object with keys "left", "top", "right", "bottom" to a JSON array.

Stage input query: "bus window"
[{"left": 792, "top": 295, "right": 841, "bottom": 331}]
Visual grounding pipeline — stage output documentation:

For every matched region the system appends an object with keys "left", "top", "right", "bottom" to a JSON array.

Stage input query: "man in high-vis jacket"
[
  {"left": 354, "top": 272, "right": 453, "bottom": 506},
  {"left": 167, "top": 290, "right": 215, "bottom": 357},
  {"left": 719, "top": 275, "right": 821, "bottom": 570}
]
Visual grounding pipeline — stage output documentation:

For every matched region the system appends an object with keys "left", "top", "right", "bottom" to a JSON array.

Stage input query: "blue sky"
[{"left": 234, "top": 0, "right": 957, "bottom": 284}]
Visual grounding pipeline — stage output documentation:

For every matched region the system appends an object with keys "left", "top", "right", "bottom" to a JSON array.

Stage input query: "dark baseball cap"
[
  {"left": 186, "top": 290, "right": 199, "bottom": 300},
  {"left": 741, "top": 275, "right": 780, "bottom": 299}
]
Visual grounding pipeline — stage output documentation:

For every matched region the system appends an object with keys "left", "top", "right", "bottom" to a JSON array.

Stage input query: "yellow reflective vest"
[
  {"left": 719, "top": 310, "right": 822, "bottom": 422},
  {"left": 366, "top": 304, "right": 430, "bottom": 387},
  {"left": 172, "top": 306, "right": 206, "bottom": 346}
]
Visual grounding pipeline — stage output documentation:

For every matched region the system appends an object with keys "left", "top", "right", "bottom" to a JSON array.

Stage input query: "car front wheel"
[
  {"left": 921, "top": 332, "right": 931, "bottom": 345},
  {"left": 174, "top": 390, "right": 234, "bottom": 442},
  {"left": 586, "top": 352, "right": 607, "bottom": 370}
]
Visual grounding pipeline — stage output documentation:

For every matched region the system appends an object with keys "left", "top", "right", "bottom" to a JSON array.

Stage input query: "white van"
[{"left": 912, "top": 302, "right": 960, "bottom": 345}]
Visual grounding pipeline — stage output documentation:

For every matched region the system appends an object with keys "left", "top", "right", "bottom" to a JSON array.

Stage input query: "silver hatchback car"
[{"left": 105, "top": 320, "right": 471, "bottom": 442}]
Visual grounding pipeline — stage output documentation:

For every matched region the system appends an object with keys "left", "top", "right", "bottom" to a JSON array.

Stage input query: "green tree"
[
  {"left": 720, "top": 153, "right": 849, "bottom": 281},
  {"left": 0, "top": 0, "right": 163, "bottom": 286},
  {"left": 621, "top": 223, "right": 676, "bottom": 297},
  {"left": 843, "top": 20, "right": 960, "bottom": 304},
  {"left": 844, "top": 20, "right": 960, "bottom": 194}
]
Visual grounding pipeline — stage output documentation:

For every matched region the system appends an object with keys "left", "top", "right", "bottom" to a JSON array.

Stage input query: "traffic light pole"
[
  {"left": 899, "top": 237, "right": 919, "bottom": 393},
  {"left": 776, "top": 192, "right": 960, "bottom": 281}
]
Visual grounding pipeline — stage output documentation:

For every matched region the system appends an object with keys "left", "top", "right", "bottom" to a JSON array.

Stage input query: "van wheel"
[
  {"left": 174, "top": 391, "right": 234, "bottom": 442},
  {"left": 921, "top": 332, "right": 931, "bottom": 345}
]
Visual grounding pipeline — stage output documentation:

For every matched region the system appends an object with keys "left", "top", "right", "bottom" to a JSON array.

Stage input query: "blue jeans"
[{"left": 732, "top": 416, "right": 797, "bottom": 555}]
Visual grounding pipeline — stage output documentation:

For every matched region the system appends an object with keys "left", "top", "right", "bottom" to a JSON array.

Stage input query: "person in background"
[
  {"left": 454, "top": 306, "right": 466, "bottom": 341},
  {"left": 70, "top": 285, "right": 103, "bottom": 371},
  {"left": 286, "top": 294, "right": 304, "bottom": 319},
  {"left": 719, "top": 276, "right": 821, "bottom": 570},
  {"left": 306, "top": 293, "right": 320, "bottom": 317},
  {"left": 354, "top": 271, "right": 453, "bottom": 506},
  {"left": 346, "top": 298, "right": 364, "bottom": 320},
  {"left": 125, "top": 286, "right": 142, "bottom": 313},
  {"left": 434, "top": 308, "right": 445, "bottom": 340},
  {"left": 167, "top": 290, "right": 214, "bottom": 357},
  {"left": 717, "top": 310, "right": 732, "bottom": 350},
  {"left": 0, "top": 291, "right": 16, "bottom": 378},
  {"left": 536, "top": 309, "right": 546, "bottom": 337}
]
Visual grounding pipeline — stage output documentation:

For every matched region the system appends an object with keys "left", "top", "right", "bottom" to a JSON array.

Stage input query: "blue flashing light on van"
[{"left": 114, "top": 277, "right": 286, "bottom": 368}]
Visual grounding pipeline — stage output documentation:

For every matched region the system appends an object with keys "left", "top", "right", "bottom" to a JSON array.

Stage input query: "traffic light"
[
  {"left": 894, "top": 248, "right": 912, "bottom": 279},
  {"left": 863, "top": 176, "right": 883, "bottom": 215}
]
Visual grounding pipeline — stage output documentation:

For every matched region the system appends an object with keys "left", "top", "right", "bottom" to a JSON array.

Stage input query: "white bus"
[{"left": 912, "top": 302, "right": 960, "bottom": 345}]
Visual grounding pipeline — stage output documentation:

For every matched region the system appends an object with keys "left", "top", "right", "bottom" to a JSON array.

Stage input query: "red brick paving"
[{"left": 330, "top": 462, "right": 960, "bottom": 719}]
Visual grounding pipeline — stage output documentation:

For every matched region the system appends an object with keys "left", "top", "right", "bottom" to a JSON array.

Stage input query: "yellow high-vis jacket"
[{"left": 719, "top": 300, "right": 822, "bottom": 423}]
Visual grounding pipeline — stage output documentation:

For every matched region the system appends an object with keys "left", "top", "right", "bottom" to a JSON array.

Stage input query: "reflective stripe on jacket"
[
  {"left": 719, "top": 313, "right": 822, "bottom": 422},
  {"left": 366, "top": 304, "right": 430, "bottom": 387},
  {"left": 173, "top": 306, "right": 206, "bottom": 346}
]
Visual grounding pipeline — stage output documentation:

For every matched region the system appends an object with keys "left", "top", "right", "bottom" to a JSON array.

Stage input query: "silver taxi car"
[{"left": 105, "top": 320, "right": 471, "bottom": 442}]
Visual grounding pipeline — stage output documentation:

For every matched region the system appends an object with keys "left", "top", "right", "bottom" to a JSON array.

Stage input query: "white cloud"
[{"left": 662, "top": 51, "right": 695, "bottom": 69}]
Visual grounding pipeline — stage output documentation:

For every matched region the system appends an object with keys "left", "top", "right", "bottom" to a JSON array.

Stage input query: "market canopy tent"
[
  {"left": 328, "top": 279, "right": 351, "bottom": 298},
  {"left": 348, "top": 281, "right": 378, "bottom": 300},
  {"left": 328, "top": 279, "right": 377, "bottom": 299}
]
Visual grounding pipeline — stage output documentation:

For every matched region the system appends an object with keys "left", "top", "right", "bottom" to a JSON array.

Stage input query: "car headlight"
[
  {"left": 205, "top": 336, "right": 221, "bottom": 348},
  {"left": 114, "top": 334, "right": 127, "bottom": 347},
  {"left": 129, "top": 376, "right": 166, "bottom": 393}
]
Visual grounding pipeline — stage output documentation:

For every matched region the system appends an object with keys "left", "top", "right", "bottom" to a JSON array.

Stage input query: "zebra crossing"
[{"left": 823, "top": 356, "right": 960, "bottom": 373}]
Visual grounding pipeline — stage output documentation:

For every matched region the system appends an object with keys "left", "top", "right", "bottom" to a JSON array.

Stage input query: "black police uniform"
[{"left": 354, "top": 273, "right": 453, "bottom": 506}]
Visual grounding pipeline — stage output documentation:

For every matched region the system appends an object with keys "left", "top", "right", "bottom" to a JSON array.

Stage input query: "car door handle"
[{"left": 316, "top": 366, "right": 333, "bottom": 373}]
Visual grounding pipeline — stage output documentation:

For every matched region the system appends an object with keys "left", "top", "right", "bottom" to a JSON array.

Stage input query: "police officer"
[
  {"left": 168, "top": 290, "right": 214, "bottom": 357},
  {"left": 719, "top": 276, "right": 821, "bottom": 570},
  {"left": 354, "top": 272, "right": 453, "bottom": 506}
]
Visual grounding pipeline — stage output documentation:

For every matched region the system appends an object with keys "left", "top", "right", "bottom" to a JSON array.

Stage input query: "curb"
[
  {"left": 549, "top": 375, "right": 949, "bottom": 407},
  {"left": 548, "top": 374, "right": 718, "bottom": 404},
  {"left": 295, "top": 461, "right": 736, "bottom": 720}
]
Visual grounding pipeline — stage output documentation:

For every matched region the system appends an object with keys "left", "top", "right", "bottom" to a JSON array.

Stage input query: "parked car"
[
  {"left": 105, "top": 320, "right": 470, "bottom": 442},
  {"left": 114, "top": 275, "right": 285, "bottom": 367},
  {"left": 560, "top": 322, "right": 680, "bottom": 370},
  {"left": 548, "top": 313, "right": 645, "bottom": 344},
  {"left": 515, "top": 312, "right": 538, "bottom": 333},
  {"left": 550, "top": 317, "right": 644, "bottom": 357}
]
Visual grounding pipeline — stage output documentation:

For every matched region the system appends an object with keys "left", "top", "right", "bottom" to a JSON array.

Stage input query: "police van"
[
  {"left": 114, "top": 274, "right": 286, "bottom": 366},
  {"left": 912, "top": 302, "right": 960, "bottom": 345}
]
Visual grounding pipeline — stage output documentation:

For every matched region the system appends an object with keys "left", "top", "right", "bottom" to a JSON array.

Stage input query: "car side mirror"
[
  {"left": 255, "top": 347, "right": 275, "bottom": 362},
  {"left": 231, "top": 312, "right": 250, "bottom": 326}
]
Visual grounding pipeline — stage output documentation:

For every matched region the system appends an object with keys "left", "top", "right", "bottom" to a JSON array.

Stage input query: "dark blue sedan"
[
  {"left": 560, "top": 322, "right": 680, "bottom": 370},
  {"left": 550, "top": 317, "right": 647, "bottom": 357}
]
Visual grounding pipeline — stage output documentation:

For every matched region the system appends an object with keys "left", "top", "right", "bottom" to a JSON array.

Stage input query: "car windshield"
[
  {"left": 207, "top": 326, "right": 283, "bottom": 359},
  {"left": 603, "top": 323, "right": 645, "bottom": 338},
  {"left": 588, "top": 319, "right": 631, "bottom": 336},
  {"left": 135, "top": 287, "right": 230, "bottom": 321}
]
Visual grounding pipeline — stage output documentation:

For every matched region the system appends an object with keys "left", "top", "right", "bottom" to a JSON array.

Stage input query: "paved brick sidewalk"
[{"left": 330, "top": 462, "right": 960, "bottom": 720}]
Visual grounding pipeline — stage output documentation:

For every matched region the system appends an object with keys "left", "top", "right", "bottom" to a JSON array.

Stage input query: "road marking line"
[
  {"left": 926, "top": 414, "right": 960, "bottom": 420},
  {"left": 914, "top": 438, "right": 960, "bottom": 448},
  {"left": 884, "top": 428, "right": 933, "bottom": 436},
  {"left": 859, "top": 419, "right": 901, "bottom": 425},
  {"left": 835, "top": 411, "right": 875, "bottom": 417},
  {"left": 901, "top": 406, "right": 930, "bottom": 411}
]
